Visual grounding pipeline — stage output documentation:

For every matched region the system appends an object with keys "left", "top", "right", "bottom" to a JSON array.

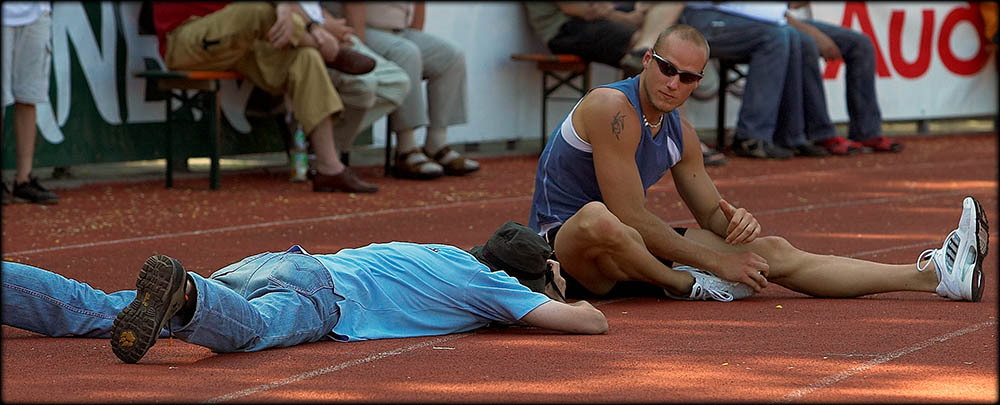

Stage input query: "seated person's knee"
[
  {"left": 756, "top": 235, "right": 793, "bottom": 256},
  {"left": 576, "top": 204, "right": 628, "bottom": 246}
]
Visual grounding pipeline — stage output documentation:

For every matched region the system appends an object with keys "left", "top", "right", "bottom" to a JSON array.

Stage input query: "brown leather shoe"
[
  {"left": 312, "top": 167, "right": 378, "bottom": 193},
  {"left": 326, "top": 48, "right": 376, "bottom": 75}
]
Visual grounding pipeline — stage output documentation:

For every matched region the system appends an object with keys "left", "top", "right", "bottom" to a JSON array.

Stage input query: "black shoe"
[
  {"left": 111, "top": 255, "right": 188, "bottom": 364},
  {"left": 732, "top": 139, "right": 793, "bottom": 160},
  {"left": 1, "top": 182, "right": 10, "bottom": 206},
  {"left": 701, "top": 143, "right": 729, "bottom": 166},
  {"left": 12, "top": 177, "right": 58, "bottom": 204},
  {"left": 793, "top": 143, "right": 831, "bottom": 157}
]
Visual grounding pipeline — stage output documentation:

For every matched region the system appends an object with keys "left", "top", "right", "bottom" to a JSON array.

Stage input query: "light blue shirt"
[{"left": 311, "top": 242, "right": 551, "bottom": 342}]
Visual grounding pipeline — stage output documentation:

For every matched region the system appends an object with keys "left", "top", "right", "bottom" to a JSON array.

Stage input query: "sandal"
[
  {"left": 425, "top": 146, "right": 480, "bottom": 176},
  {"left": 392, "top": 149, "right": 444, "bottom": 179},
  {"left": 700, "top": 142, "right": 728, "bottom": 166}
]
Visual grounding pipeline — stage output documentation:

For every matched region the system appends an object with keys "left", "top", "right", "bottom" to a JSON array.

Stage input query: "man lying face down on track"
[
  {"left": 528, "top": 24, "right": 990, "bottom": 303},
  {"left": 1, "top": 222, "right": 605, "bottom": 364}
]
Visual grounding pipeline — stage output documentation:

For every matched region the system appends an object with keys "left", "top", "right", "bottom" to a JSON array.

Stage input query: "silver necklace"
[{"left": 643, "top": 113, "right": 663, "bottom": 129}]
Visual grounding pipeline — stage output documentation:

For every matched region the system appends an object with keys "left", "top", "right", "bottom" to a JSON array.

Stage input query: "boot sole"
[{"left": 110, "top": 255, "right": 187, "bottom": 363}]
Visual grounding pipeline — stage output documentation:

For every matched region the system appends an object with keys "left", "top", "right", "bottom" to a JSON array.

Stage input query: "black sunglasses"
[{"left": 650, "top": 51, "right": 704, "bottom": 84}]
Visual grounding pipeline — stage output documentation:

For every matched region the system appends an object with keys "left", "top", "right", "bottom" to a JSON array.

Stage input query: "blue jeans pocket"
[{"left": 266, "top": 254, "right": 340, "bottom": 318}]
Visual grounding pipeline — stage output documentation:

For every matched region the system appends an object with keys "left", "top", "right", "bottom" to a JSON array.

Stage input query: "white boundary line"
[
  {"left": 5, "top": 196, "right": 530, "bottom": 256},
  {"left": 6, "top": 188, "right": 988, "bottom": 258},
  {"left": 203, "top": 333, "right": 473, "bottom": 403},
  {"left": 773, "top": 320, "right": 996, "bottom": 403},
  {"left": 203, "top": 297, "right": 631, "bottom": 403}
]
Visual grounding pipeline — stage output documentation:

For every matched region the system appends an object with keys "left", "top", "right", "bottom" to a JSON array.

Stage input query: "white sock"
[
  {"left": 395, "top": 128, "right": 417, "bottom": 154},
  {"left": 424, "top": 127, "right": 448, "bottom": 156}
]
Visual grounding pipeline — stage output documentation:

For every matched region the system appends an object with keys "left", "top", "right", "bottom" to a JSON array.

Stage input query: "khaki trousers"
[{"left": 163, "top": 3, "right": 342, "bottom": 133}]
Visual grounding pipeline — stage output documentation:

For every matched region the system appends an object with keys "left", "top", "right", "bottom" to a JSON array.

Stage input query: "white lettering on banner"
[
  {"left": 52, "top": 2, "right": 120, "bottom": 126},
  {"left": 118, "top": 1, "right": 166, "bottom": 124},
  {"left": 38, "top": 1, "right": 256, "bottom": 145}
]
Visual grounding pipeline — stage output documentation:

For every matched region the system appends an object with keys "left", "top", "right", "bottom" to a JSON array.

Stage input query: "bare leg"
[
  {"left": 631, "top": 3, "right": 685, "bottom": 51},
  {"left": 682, "top": 228, "right": 940, "bottom": 297},
  {"left": 14, "top": 103, "right": 37, "bottom": 183},
  {"left": 307, "top": 116, "right": 345, "bottom": 175},
  {"left": 554, "top": 202, "right": 696, "bottom": 296}
]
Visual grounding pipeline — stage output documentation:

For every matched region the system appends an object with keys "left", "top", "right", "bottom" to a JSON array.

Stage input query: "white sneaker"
[
  {"left": 917, "top": 196, "right": 989, "bottom": 301},
  {"left": 663, "top": 265, "right": 755, "bottom": 302}
]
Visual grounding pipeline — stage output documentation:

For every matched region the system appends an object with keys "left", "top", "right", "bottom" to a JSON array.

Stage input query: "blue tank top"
[{"left": 528, "top": 76, "right": 685, "bottom": 232}]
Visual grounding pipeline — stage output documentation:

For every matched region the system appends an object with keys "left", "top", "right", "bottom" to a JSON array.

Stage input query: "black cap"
[{"left": 470, "top": 221, "right": 553, "bottom": 293}]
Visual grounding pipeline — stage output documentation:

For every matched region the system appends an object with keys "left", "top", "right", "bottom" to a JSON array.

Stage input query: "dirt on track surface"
[{"left": 2, "top": 133, "right": 997, "bottom": 403}]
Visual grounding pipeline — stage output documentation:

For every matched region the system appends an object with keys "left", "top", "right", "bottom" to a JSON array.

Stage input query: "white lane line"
[
  {"left": 9, "top": 188, "right": 989, "bottom": 258},
  {"left": 847, "top": 230, "right": 998, "bottom": 258},
  {"left": 203, "top": 333, "right": 473, "bottom": 403},
  {"left": 5, "top": 196, "right": 531, "bottom": 256},
  {"left": 697, "top": 157, "right": 995, "bottom": 188},
  {"left": 773, "top": 320, "right": 996, "bottom": 403},
  {"left": 204, "top": 297, "right": 627, "bottom": 403}
]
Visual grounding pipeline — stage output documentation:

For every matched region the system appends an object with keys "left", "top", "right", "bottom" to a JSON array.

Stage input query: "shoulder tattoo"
[{"left": 611, "top": 111, "right": 624, "bottom": 140}]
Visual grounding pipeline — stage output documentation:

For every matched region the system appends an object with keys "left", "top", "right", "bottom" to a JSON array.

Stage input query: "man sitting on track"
[
  {"left": 1, "top": 223, "right": 606, "bottom": 364},
  {"left": 528, "top": 24, "right": 990, "bottom": 302}
]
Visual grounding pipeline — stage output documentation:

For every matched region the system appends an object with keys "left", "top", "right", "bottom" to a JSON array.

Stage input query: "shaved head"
[{"left": 653, "top": 24, "right": 711, "bottom": 71}]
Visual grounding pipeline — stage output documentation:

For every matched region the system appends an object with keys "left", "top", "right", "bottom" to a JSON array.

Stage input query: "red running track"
[{"left": 2, "top": 133, "right": 996, "bottom": 403}]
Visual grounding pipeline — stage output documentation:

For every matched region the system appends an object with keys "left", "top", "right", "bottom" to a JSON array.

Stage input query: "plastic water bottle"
[{"left": 290, "top": 125, "right": 308, "bottom": 182}]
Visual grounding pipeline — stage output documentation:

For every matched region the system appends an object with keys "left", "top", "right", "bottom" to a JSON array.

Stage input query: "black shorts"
[
  {"left": 547, "top": 18, "right": 637, "bottom": 68},
  {"left": 544, "top": 225, "right": 687, "bottom": 299}
]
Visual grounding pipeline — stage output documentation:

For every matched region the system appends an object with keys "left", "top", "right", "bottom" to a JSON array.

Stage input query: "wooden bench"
[
  {"left": 511, "top": 53, "right": 591, "bottom": 148},
  {"left": 512, "top": 53, "right": 750, "bottom": 154},
  {"left": 135, "top": 69, "right": 243, "bottom": 190}
]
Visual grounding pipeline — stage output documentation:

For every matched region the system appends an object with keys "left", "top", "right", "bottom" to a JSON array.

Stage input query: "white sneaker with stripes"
[
  {"left": 663, "top": 265, "right": 755, "bottom": 302},
  {"left": 917, "top": 196, "right": 989, "bottom": 302}
]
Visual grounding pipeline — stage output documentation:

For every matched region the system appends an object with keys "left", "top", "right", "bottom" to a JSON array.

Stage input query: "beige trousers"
[{"left": 163, "top": 3, "right": 343, "bottom": 133}]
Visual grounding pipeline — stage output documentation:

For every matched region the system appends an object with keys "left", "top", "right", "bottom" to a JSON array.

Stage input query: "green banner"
[{"left": 2, "top": 2, "right": 371, "bottom": 170}]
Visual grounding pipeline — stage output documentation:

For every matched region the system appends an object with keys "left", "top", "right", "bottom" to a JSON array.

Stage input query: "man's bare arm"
[
  {"left": 579, "top": 91, "right": 735, "bottom": 282},
  {"left": 670, "top": 118, "right": 769, "bottom": 289},
  {"left": 270, "top": 3, "right": 340, "bottom": 61},
  {"left": 555, "top": 2, "right": 614, "bottom": 21},
  {"left": 785, "top": 13, "right": 841, "bottom": 60},
  {"left": 519, "top": 300, "right": 608, "bottom": 334},
  {"left": 342, "top": 2, "right": 367, "bottom": 43}
]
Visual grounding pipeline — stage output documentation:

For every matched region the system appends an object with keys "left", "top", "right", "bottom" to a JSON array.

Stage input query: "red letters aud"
[{"left": 823, "top": 2, "right": 990, "bottom": 79}]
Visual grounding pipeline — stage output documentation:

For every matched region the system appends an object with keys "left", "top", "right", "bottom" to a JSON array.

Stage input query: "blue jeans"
[
  {"left": 802, "top": 19, "right": 882, "bottom": 142},
  {"left": 681, "top": 8, "right": 792, "bottom": 143},
  {"left": 2, "top": 249, "right": 344, "bottom": 353},
  {"left": 775, "top": 27, "right": 837, "bottom": 148}
]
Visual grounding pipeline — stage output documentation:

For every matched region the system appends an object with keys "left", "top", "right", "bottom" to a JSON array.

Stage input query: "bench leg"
[
  {"left": 165, "top": 89, "right": 174, "bottom": 188},
  {"left": 384, "top": 124, "right": 392, "bottom": 176},
  {"left": 207, "top": 89, "right": 221, "bottom": 190},
  {"left": 716, "top": 60, "right": 730, "bottom": 152}
]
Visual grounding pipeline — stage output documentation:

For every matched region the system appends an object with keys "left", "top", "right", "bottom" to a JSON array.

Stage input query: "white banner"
[{"left": 684, "top": 1, "right": 997, "bottom": 129}]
